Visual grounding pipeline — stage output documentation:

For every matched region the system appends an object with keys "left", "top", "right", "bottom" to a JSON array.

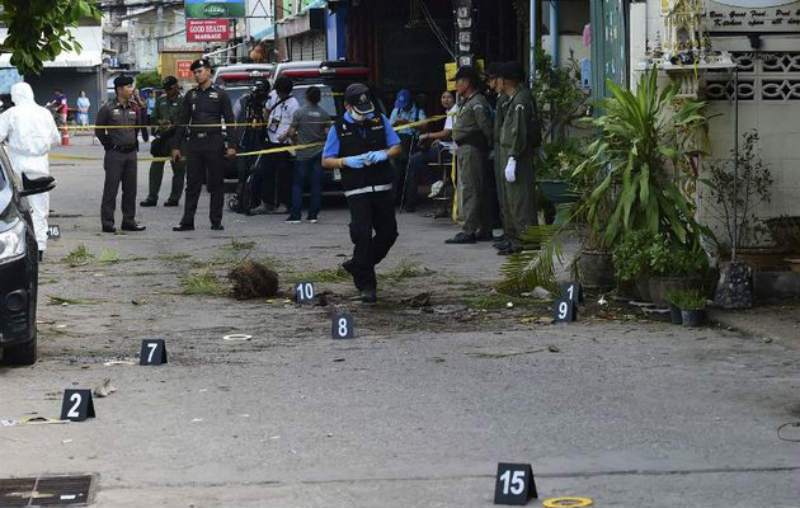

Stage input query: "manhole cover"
[{"left": 0, "top": 474, "right": 95, "bottom": 506}]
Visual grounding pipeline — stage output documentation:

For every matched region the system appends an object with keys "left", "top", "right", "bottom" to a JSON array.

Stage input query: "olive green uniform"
[
  {"left": 493, "top": 94, "right": 511, "bottom": 235},
  {"left": 498, "top": 86, "right": 539, "bottom": 248},
  {"left": 146, "top": 94, "right": 186, "bottom": 203},
  {"left": 452, "top": 92, "right": 493, "bottom": 236}
]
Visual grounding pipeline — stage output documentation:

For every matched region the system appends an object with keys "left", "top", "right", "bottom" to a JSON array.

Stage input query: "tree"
[
  {"left": 135, "top": 70, "right": 162, "bottom": 90},
  {"left": 0, "top": 0, "right": 101, "bottom": 76}
]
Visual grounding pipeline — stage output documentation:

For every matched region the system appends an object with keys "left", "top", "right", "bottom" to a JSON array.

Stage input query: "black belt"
[
  {"left": 190, "top": 131, "right": 223, "bottom": 139},
  {"left": 110, "top": 145, "right": 137, "bottom": 153}
]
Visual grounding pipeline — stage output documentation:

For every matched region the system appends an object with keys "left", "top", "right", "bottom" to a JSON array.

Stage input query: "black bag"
[{"left": 150, "top": 135, "right": 167, "bottom": 157}]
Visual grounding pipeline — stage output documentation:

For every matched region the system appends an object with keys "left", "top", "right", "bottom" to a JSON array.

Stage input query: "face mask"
[{"left": 350, "top": 110, "right": 366, "bottom": 122}]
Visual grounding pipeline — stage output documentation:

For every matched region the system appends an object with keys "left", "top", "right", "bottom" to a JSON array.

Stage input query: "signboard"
[
  {"left": 185, "top": 0, "right": 246, "bottom": 19},
  {"left": 704, "top": 0, "right": 800, "bottom": 32},
  {"left": 176, "top": 60, "right": 193, "bottom": 79},
  {"left": 186, "top": 19, "right": 231, "bottom": 42}
]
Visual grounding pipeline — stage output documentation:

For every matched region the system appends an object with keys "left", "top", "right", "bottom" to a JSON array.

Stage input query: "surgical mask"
[{"left": 350, "top": 110, "right": 367, "bottom": 122}]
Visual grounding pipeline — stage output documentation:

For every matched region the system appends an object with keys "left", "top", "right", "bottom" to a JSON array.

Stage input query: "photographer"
[{"left": 231, "top": 79, "right": 270, "bottom": 213}]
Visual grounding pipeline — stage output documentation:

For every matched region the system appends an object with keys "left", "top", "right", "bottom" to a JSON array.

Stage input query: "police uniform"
[
  {"left": 95, "top": 75, "right": 146, "bottom": 233},
  {"left": 493, "top": 90, "right": 511, "bottom": 244},
  {"left": 143, "top": 77, "right": 185, "bottom": 206},
  {"left": 322, "top": 84, "right": 401, "bottom": 303},
  {"left": 173, "top": 59, "right": 235, "bottom": 230},
  {"left": 448, "top": 68, "right": 493, "bottom": 243},
  {"left": 498, "top": 63, "right": 540, "bottom": 253}
]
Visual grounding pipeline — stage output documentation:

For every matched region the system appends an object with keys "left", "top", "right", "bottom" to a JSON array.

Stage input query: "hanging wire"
[{"left": 418, "top": 0, "right": 456, "bottom": 60}]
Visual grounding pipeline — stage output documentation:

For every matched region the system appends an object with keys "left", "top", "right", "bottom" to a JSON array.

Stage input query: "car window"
[{"left": 291, "top": 85, "right": 337, "bottom": 117}]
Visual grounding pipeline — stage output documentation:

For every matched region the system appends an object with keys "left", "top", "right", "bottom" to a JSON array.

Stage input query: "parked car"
[
  {"left": 0, "top": 148, "right": 54, "bottom": 365},
  {"left": 213, "top": 63, "right": 275, "bottom": 112}
]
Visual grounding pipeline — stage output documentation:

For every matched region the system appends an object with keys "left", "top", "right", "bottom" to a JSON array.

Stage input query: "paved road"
[{"left": 1, "top": 138, "right": 798, "bottom": 507}]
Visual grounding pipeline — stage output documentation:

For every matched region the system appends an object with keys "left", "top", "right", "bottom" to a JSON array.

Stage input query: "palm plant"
[{"left": 499, "top": 68, "right": 709, "bottom": 294}]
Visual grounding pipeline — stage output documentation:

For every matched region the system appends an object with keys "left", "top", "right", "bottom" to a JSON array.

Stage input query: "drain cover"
[{"left": 0, "top": 474, "right": 95, "bottom": 506}]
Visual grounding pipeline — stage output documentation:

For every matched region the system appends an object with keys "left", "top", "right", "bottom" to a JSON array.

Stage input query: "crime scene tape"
[
  {"left": 64, "top": 114, "right": 448, "bottom": 131},
  {"left": 542, "top": 497, "right": 593, "bottom": 508},
  {"left": 48, "top": 115, "right": 447, "bottom": 163}
]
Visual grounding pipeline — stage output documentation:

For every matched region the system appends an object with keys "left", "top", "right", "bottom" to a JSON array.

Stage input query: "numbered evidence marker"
[
  {"left": 140, "top": 339, "right": 168, "bottom": 366},
  {"left": 331, "top": 312, "right": 354, "bottom": 339},
  {"left": 47, "top": 225, "right": 61, "bottom": 241},
  {"left": 553, "top": 297, "right": 577, "bottom": 323},
  {"left": 60, "top": 389, "right": 96, "bottom": 422},
  {"left": 494, "top": 463, "right": 537, "bottom": 505},
  {"left": 295, "top": 282, "right": 316, "bottom": 304},
  {"left": 560, "top": 281, "right": 583, "bottom": 304}
]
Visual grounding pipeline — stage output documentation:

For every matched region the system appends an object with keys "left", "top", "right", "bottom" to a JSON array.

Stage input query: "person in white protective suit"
[{"left": 0, "top": 82, "right": 61, "bottom": 259}]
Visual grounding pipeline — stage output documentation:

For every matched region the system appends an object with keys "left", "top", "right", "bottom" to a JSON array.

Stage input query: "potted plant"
[
  {"left": 667, "top": 289, "right": 707, "bottom": 327},
  {"left": 647, "top": 234, "right": 709, "bottom": 306},
  {"left": 665, "top": 290, "right": 684, "bottom": 325},
  {"left": 612, "top": 230, "right": 654, "bottom": 301}
]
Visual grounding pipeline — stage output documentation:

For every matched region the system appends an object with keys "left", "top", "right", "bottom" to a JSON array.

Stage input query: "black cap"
[
  {"left": 162, "top": 76, "right": 178, "bottom": 88},
  {"left": 190, "top": 58, "right": 212, "bottom": 71},
  {"left": 454, "top": 65, "right": 481, "bottom": 85},
  {"left": 498, "top": 61, "right": 525, "bottom": 82},
  {"left": 486, "top": 62, "right": 503, "bottom": 79},
  {"left": 344, "top": 83, "right": 375, "bottom": 115},
  {"left": 113, "top": 75, "right": 134, "bottom": 89}
]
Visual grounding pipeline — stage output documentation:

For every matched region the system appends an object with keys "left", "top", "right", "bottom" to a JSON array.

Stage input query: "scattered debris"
[
  {"left": 103, "top": 360, "right": 135, "bottom": 366},
  {"left": 521, "top": 287, "right": 552, "bottom": 300},
  {"left": 467, "top": 348, "right": 548, "bottom": 359},
  {"left": 191, "top": 418, "right": 204, "bottom": 423},
  {"left": 98, "top": 249, "right": 120, "bottom": 264},
  {"left": 402, "top": 292, "right": 432, "bottom": 308},
  {"left": 93, "top": 379, "right": 117, "bottom": 398},
  {"left": 228, "top": 260, "right": 279, "bottom": 300},
  {"left": 181, "top": 269, "right": 224, "bottom": 296},
  {"left": 63, "top": 244, "right": 94, "bottom": 267},
  {"left": 506, "top": 301, "right": 514, "bottom": 308},
  {"left": 598, "top": 295, "right": 609, "bottom": 306},
  {"left": 548, "top": 345, "right": 561, "bottom": 353},
  {"left": 763, "top": 337, "right": 774, "bottom": 344}
]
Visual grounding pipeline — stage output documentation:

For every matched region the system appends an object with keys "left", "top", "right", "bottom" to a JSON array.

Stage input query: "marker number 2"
[{"left": 67, "top": 393, "right": 81, "bottom": 418}]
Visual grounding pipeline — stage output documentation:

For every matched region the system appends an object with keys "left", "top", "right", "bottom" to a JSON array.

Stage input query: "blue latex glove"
[
  {"left": 365, "top": 150, "right": 388, "bottom": 165},
  {"left": 344, "top": 155, "right": 367, "bottom": 169}
]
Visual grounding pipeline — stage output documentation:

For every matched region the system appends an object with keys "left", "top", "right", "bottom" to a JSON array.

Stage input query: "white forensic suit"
[{"left": 0, "top": 82, "right": 61, "bottom": 252}]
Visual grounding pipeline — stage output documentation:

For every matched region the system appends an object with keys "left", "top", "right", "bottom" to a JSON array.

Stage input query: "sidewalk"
[{"left": 710, "top": 301, "right": 800, "bottom": 349}]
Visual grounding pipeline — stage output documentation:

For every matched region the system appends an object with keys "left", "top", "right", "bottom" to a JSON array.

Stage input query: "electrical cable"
[{"left": 418, "top": 0, "right": 456, "bottom": 60}]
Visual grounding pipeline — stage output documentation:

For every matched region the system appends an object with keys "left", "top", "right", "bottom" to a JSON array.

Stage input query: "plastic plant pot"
[
  {"left": 669, "top": 305, "right": 683, "bottom": 325},
  {"left": 681, "top": 309, "right": 706, "bottom": 327}
]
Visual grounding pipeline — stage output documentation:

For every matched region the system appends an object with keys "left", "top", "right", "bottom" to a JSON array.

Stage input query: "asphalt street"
[{"left": 1, "top": 137, "right": 798, "bottom": 507}]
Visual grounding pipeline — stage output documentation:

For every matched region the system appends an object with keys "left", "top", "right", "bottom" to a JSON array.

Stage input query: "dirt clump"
[{"left": 228, "top": 260, "right": 279, "bottom": 300}]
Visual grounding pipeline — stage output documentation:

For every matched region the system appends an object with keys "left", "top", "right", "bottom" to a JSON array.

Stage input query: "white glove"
[{"left": 504, "top": 157, "right": 517, "bottom": 183}]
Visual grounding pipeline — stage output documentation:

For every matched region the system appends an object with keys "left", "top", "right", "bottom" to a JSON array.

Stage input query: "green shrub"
[
  {"left": 666, "top": 289, "right": 706, "bottom": 310},
  {"left": 612, "top": 230, "right": 654, "bottom": 281}
]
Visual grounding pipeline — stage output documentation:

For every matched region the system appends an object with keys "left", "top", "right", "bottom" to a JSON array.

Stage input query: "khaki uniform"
[
  {"left": 146, "top": 93, "right": 186, "bottom": 203},
  {"left": 452, "top": 92, "right": 493, "bottom": 236},
  {"left": 493, "top": 94, "right": 511, "bottom": 235},
  {"left": 498, "top": 86, "right": 539, "bottom": 248}
]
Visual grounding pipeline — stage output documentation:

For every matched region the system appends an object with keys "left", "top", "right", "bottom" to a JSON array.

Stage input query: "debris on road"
[
  {"left": 228, "top": 260, "right": 279, "bottom": 300},
  {"left": 93, "top": 379, "right": 117, "bottom": 398},
  {"left": 223, "top": 333, "right": 252, "bottom": 341}
]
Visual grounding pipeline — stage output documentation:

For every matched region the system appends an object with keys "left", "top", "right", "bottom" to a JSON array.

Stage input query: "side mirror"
[{"left": 19, "top": 173, "right": 56, "bottom": 197}]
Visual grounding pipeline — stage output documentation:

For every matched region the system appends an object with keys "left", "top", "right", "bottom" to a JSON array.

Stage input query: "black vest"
[{"left": 335, "top": 117, "right": 394, "bottom": 191}]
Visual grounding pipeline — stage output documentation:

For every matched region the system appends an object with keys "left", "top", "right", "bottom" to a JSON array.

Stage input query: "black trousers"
[
  {"left": 181, "top": 136, "right": 225, "bottom": 227},
  {"left": 101, "top": 150, "right": 138, "bottom": 228},
  {"left": 347, "top": 191, "right": 399, "bottom": 291},
  {"left": 259, "top": 142, "right": 293, "bottom": 207}
]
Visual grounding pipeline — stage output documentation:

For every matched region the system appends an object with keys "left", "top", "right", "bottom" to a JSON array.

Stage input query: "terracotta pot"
[
  {"left": 723, "top": 247, "right": 791, "bottom": 271},
  {"left": 635, "top": 278, "right": 652, "bottom": 302},
  {"left": 648, "top": 276, "right": 702, "bottom": 307},
  {"left": 577, "top": 250, "right": 615, "bottom": 290}
]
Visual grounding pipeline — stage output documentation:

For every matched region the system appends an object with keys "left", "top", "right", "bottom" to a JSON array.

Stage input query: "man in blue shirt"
[{"left": 322, "top": 83, "right": 402, "bottom": 303}]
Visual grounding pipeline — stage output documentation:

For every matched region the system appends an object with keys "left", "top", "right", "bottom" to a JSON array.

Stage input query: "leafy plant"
[
  {"left": 647, "top": 234, "right": 708, "bottom": 276},
  {"left": 538, "top": 138, "right": 587, "bottom": 181},
  {"left": 666, "top": 289, "right": 706, "bottom": 310},
  {"left": 63, "top": 244, "right": 94, "bottom": 267},
  {"left": 574, "top": 67, "right": 710, "bottom": 249},
  {"left": 135, "top": 70, "right": 162, "bottom": 91},
  {"left": 181, "top": 269, "right": 225, "bottom": 296},
  {"left": 612, "top": 230, "right": 654, "bottom": 281},
  {"left": 498, "top": 225, "right": 563, "bottom": 293},
  {"left": 0, "top": 0, "right": 101, "bottom": 75},
  {"left": 702, "top": 130, "right": 773, "bottom": 249},
  {"left": 532, "top": 48, "right": 591, "bottom": 144}
]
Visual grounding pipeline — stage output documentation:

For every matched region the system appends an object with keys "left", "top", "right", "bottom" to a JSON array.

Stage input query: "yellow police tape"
[
  {"left": 542, "top": 497, "right": 593, "bottom": 508},
  {"left": 65, "top": 114, "right": 447, "bottom": 131},
  {"left": 49, "top": 115, "right": 447, "bottom": 163}
]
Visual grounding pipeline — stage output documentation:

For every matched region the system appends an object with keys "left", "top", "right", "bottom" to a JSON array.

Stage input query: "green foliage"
[
  {"left": 612, "top": 230, "right": 654, "bottom": 281},
  {"left": 532, "top": 48, "right": 590, "bottom": 143},
  {"left": 136, "top": 70, "right": 162, "bottom": 91},
  {"left": 702, "top": 130, "right": 773, "bottom": 249},
  {"left": 498, "top": 225, "right": 563, "bottom": 293},
  {"left": 98, "top": 249, "right": 120, "bottom": 264},
  {"left": 63, "top": 244, "right": 94, "bottom": 267},
  {"left": 574, "top": 67, "right": 710, "bottom": 249},
  {"left": 666, "top": 289, "right": 706, "bottom": 310},
  {"left": 0, "top": 0, "right": 100, "bottom": 75},
  {"left": 647, "top": 233, "right": 709, "bottom": 276},
  {"left": 181, "top": 269, "right": 225, "bottom": 296},
  {"left": 538, "top": 138, "right": 587, "bottom": 181}
]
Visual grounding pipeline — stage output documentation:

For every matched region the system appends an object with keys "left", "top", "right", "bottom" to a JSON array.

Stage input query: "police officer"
[
  {"left": 172, "top": 58, "right": 236, "bottom": 231},
  {"left": 497, "top": 61, "right": 540, "bottom": 255},
  {"left": 95, "top": 75, "right": 147, "bottom": 233},
  {"left": 321, "top": 83, "right": 402, "bottom": 303},
  {"left": 141, "top": 76, "right": 185, "bottom": 207},
  {"left": 446, "top": 66, "right": 493, "bottom": 244},
  {"left": 487, "top": 62, "right": 511, "bottom": 251}
]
